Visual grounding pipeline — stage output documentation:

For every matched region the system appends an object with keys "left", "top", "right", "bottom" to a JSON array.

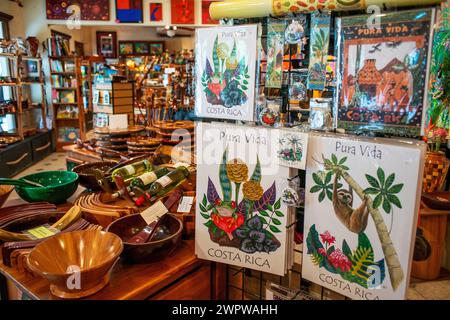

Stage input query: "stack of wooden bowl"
[
  {"left": 126, "top": 137, "right": 162, "bottom": 155},
  {"left": 94, "top": 126, "right": 146, "bottom": 154},
  {"left": 152, "top": 121, "right": 195, "bottom": 164}
]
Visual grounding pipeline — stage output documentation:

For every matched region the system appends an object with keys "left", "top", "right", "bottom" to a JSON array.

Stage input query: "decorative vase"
[
  {"left": 423, "top": 151, "right": 450, "bottom": 193},
  {"left": 25, "top": 37, "right": 39, "bottom": 57}
]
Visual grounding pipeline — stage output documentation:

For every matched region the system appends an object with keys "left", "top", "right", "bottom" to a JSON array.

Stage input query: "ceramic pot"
[{"left": 423, "top": 151, "right": 450, "bottom": 193}]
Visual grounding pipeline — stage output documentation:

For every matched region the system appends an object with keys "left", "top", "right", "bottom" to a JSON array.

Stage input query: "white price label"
[{"left": 139, "top": 200, "right": 168, "bottom": 225}]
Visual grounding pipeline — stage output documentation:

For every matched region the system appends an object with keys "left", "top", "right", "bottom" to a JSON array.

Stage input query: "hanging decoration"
[
  {"left": 307, "top": 12, "right": 331, "bottom": 91},
  {"left": 265, "top": 19, "right": 286, "bottom": 89},
  {"left": 46, "top": 0, "right": 110, "bottom": 20},
  {"left": 171, "top": 0, "right": 195, "bottom": 25}
]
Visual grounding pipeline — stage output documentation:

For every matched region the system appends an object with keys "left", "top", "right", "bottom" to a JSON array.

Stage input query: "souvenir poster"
[
  {"left": 302, "top": 133, "right": 425, "bottom": 300},
  {"left": 149, "top": 2, "right": 163, "bottom": 22},
  {"left": 195, "top": 123, "right": 292, "bottom": 276},
  {"left": 266, "top": 19, "right": 286, "bottom": 89},
  {"left": 276, "top": 129, "right": 308, "bottom": 170},
  {"left": 335, "top": 9, "right": 434, "bottom": 137},
  {"left": 171, "top": 0, "right": 195, "bottom": 24},
  {"left": 46, "top": 0, "right": 110, "bottom": 20},
  {"left": 195, "top": 25, "right": 258, "bottom": 121},
  {"left": 307, "top": 12, "right": 331, "bottom": 91}
]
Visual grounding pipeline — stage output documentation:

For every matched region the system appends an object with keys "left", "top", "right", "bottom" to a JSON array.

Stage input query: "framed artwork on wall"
[
  {"left": 46, "top": 0, "right": 110, "bottom": 20},
  {"left": 171, "top": 0, "right": 195, "bottom": 25},
  {"left": 97, "top": 32, "right": 117, "bottom": 59},
  {"left": 150, "top": 43, "right": 164, "bottom": 55},
  {"left": 74, "top": 41, "right": 85, "bottom": 57},
  {"left": 149, "top": 2, "right": 163, "bottom": 22},
  {"left": 116, "top": 0, "right": 143, "bottom": 23},
  {"left": 202, "top": 0, "right": 219, "bottom": 25},
  {"left": 134, "top": 42, "right": 150, "bottom": 55},
  {"left": 119, "top": 42, "right": 134, "bottom": 56}
]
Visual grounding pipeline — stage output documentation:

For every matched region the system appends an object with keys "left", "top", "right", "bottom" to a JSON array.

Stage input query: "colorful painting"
[
  {"left": 307, "top": 12, "right": 331, "bottom": 91},
  {"left": 171, "top": 0, "right": 195, "bottom": 24},
  {"left": 46, "top": 0, "right": 110, "bottom": 20},
  {"left": 195, "top": 25, "right": 258, "bottom": 121},
  {"left": 336, "top": 9, "right": 434, "bottom": 137},
  {"left": 202, "top": 0, "right": 219, "bottom": 25},
  {"left": 302, "top": 133, "right": 425, "bottom": 300},
  {"left": 266, "top": 19, "right": 286, "bottom": 89},
  {"left": 276, "top": 129, "right": 308, "bottom": 170},
  {"left": 149, "top": 2, "right": 163, "bottom": 22},
  {"left": 119, "top": 42, "right": 134, "bottom": 55},
  {"left": 116, "top": 0, "right": 143, "bottom": 23},
  {"left": 134, "top": 42, "right": 149, "bottom": 54},
  {"left": 150, "top": 43, "right": 164, "bottom": 55},
  {"left": 195, "top": 123, "right": 292, "bottom": 275}
]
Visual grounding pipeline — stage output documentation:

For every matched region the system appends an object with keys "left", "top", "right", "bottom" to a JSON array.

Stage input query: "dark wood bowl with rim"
[
  {"left": 72, "top": 162, "right": 116, "bottom": 191},
  {"left": 106, "top": 213, "right": 183, "bottom": 264}
]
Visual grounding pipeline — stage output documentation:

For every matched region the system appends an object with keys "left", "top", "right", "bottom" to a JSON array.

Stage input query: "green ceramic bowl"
[{"left": 15, "top": 171, "right": 79, "bottom": 204}]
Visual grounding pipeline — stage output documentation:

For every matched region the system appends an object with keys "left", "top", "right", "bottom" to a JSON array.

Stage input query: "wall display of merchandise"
[
  {"left": 46, "top": 0, "right": 110, "bottom": 20},
  {"left": 195, "top": 25, "right": 258, "bottom": 121},
  {"left": 195, "top": 122, "right": 295, "bottom": 275},
  {"left": 335, "top": 9, "right": 435, "bottom": 137},
  {"left": 303, "top": 133, "right": 425, "bottom": 299}
]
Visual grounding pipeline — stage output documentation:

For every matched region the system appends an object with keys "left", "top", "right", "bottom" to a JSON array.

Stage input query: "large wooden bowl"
[
  {"left": 27, "top": 230, "right": 123, "bottom": 299},
  {"left": 106, "top": 214, "right": 182, "bottom": 264},
  {"left": 72, "top": 162, "right": 116, "bottom": 190}
]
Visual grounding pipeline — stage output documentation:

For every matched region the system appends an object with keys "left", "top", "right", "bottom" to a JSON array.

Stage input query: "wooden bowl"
[
  {"left": 0, "top": 185, "right": 13, "bottom": 208},
  {"left": 27, "top": 230, "right": 123, "bottom": 299},
  {"left": 422, "top": 192, "right": 450, "bottom": 210},
  {"left": 106, "top": 214, "right": 182, "bottom": 264}
]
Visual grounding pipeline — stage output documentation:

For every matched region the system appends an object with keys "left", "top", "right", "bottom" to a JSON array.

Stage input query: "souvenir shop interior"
[{"left": 0, "top": 0, "right": 449, "bottom": 301}]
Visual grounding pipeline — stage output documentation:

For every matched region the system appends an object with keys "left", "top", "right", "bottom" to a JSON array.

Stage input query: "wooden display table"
[
  {"left": 0, "top": 240, "right": 221, "bottom": 300},
  {"left": 411, "top": 202, "right": 450, "bottom": 280}
]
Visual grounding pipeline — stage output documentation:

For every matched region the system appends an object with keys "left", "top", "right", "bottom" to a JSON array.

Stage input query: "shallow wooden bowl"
[
  {"left": 27, "top": 230, "right": 123, "bottom": 299},
  {"left": 422, "top": 192, "right": 450, "bottom": 210},
  {"left": 0, "top": 185, "right": 13, "bottom": 208},
  {"left": 72, "top": 162, "right": 116, "bottom": 191},
  {"left": 106, "top": 214, "right": 182, "bottom": 264}
]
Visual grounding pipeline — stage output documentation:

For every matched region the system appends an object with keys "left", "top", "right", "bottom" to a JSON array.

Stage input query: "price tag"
[
  {"left": 140, "top": 200, "right": 168, "bottom": 225},
  {"left": 177, "top": 196, "right": 194, "bottom": 213},
  {"left": 25, "top": 225, "right": 59, "bottom": 239}
]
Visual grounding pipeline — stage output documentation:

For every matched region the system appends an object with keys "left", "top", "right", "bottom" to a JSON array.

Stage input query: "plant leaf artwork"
[
  {"left": 307, "top": 12, "right": 331, "bottom": 91},
  {"left": 266, "top": 19, "right": 286, "bottom": 89},
  {"left": 335, "top": 9, "right": 434, "bottom": 137},
  {"left": 303, "top": 133, "right": 425, "bottom": 300},
  {"left": 195, "top": 122, "right": 293, "bottom": 276},
  {"left": 195, "top": 25, "right": 258, "bottom": 121}
]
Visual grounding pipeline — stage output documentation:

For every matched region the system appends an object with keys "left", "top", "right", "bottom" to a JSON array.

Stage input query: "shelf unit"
[
  {"left": 81, "top": 56, "right": 105, "bottom": 132},
  {"left": 0, "top": 53, "right": 48, "bottom": 140},
  {"left": 49, "top": 55, "right": 85, "bottom": 150}
]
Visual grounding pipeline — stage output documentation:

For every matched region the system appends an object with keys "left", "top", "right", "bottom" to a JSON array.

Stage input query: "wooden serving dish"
[
  {"left": 27, "top": 230, "right": 123, "bottom": 299},
  {"left": 72, "top": 161, "right": 116, "bottom": 191},
  {"left": 422, "top": 192, "right": 450, "bottom": 210},
  {"left": 106, "top": 214, "right": 182, "bottom": 264}
]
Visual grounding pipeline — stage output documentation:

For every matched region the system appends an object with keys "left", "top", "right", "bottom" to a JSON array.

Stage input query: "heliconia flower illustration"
[
  {"left": 320, "top": 231, "right": 335, "bottom": 245},
  {"left": 318, "top": 248, "right": 327, "bottom": 256},
  {"left": 328, "top": 249, "right": 352, "bottom": 273}
]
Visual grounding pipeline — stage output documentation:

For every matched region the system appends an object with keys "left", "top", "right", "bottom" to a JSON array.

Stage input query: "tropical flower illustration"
[
  {"left": 201, "top": 36, "right": 250, "bottom": 108},
  {"left": 320, "top": 231, "right": 335, "bottom": 246},
  {"left": 199, "top": 149, "right": 284, "bottom": 254}
]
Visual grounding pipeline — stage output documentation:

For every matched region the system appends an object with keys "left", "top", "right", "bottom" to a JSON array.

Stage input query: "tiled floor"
[{"left": 5, "top": 152, "right": 450, "bottom": 300}]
